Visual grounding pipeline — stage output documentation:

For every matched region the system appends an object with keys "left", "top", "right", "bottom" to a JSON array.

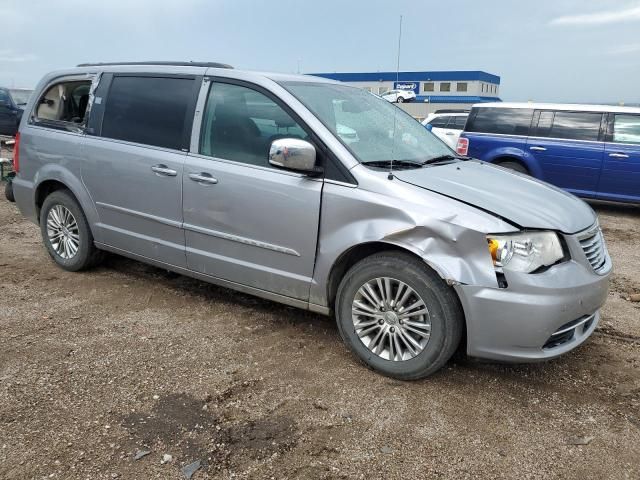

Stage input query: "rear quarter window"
[{"left": 466, "top": 107, "right": 533, "bottom": 136}]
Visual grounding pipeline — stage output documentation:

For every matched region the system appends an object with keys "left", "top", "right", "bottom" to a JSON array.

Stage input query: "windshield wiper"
[
  {"left": 422, "top": 154, "right": 468, "bottom": 165},
  {"left": 361, "top": 159, "right": 422, "bottom": 168}
]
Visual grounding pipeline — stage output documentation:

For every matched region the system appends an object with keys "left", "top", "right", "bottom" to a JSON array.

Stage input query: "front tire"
[
  {"left": 335, "top": 251, "right": 464, "bottom": 380},
  {"left": 40, "top": 190, "right": 103, "bottom": 271},
  {"left": 397, "top": 97, "right": 405, "bottom": 103}
]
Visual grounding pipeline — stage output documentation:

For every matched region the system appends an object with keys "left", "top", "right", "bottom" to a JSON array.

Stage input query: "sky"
[{"left": 1, "top": 0, "right": 639, "bottom": 103}]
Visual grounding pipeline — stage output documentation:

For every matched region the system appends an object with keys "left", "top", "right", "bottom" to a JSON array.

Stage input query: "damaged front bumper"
[{"left": 454, "top": 250, "right": 611, "bottom": 363}]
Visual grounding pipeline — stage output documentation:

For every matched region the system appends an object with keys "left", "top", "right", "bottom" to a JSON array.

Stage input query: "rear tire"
[
  {"left": 39, "top": 190, "right": 104, "bottom": 271},
  {"left": 397, "top": 97, "right": 405, "bottom": 103},
  {"left": 335, "top": 251, "right": 464, "bottom": 380},
  {"left": 497, "top": 160, "right": 528, "bottom": 174},
  {"left": 4, "top": 181, "right": 14, "bottom": 202}
]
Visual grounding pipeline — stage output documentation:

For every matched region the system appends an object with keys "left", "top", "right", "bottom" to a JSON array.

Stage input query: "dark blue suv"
[
  {"left": 457, "top": 103, "right": 640, "bottom": 204},
  {"left": 0, "top": 88, "right": 32, "bottom": 137}
]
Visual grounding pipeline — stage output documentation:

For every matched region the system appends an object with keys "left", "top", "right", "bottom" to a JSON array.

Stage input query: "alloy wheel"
[
  {"left": 351, "top": 277, "right": 431, "bottom": 361},
  {"left": 46, "top": 205, "right": 80, "bottom": 259}
]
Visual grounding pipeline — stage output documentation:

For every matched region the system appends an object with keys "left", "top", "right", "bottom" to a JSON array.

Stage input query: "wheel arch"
[
  {"left": 32, "top": 168, "right": 101, "bottom": 242},
  {"left": 326, "top": 241, "right": 451, "bottom": 314},
  {"left": 491, "top": 155, "right": 530, "bottom": 173},
  {"left": 35, "top": 180, "right": 77, "bottom": 219},
  {"left": 327, "top": 241, "right": 468, "bottom": 363},
  {"left": 485, "top": 147, "right": 542, "bottom": 178}
]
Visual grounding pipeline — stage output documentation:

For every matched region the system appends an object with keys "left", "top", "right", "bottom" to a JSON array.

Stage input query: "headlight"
[{"left": 487, "top": 232, "right": 564, "bottom": 273}]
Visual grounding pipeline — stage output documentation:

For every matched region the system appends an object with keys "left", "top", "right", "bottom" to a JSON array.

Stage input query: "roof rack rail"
[{"left": 76, "top": 61, "right": 233, "bottom": 69}]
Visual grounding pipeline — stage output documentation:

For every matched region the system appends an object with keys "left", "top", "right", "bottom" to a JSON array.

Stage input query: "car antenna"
[{"left": 389, "top": 15, "right": 402, "bottom": 181}]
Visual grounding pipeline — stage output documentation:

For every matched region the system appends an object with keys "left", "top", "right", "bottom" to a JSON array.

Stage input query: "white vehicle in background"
[
  {"left": 381, "top": 89, "right": 416, "bottom": 103},
  {"left": 422, "top": 111, "right": 469, "bottom": 149}
]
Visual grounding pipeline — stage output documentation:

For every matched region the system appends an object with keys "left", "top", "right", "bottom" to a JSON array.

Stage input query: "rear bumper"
[
  {"left": 455, "top": 257, "right": 610, "bottom": 362},
  {"left": 12, "top": 176, "right": 38, "bottom": 223}
]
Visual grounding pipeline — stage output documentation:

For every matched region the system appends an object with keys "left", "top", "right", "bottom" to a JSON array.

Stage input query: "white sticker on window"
[{"left": 94, "top": 97, "right": 102, "bottom": 105}]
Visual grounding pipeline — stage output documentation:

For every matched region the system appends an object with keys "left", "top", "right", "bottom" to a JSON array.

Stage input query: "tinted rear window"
[
  {"left": 545, "top": 111, "right": 602, "bottom": 141},
  {"left": 466, "top": 107, "right": 533, "bottom": 136},
  {"left": 101, "top": 76, "right": 194, "bottom": 150}
]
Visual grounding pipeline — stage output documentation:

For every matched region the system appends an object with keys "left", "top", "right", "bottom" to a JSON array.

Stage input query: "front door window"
[{"left": 199, "top": 82, "right": 308, "bottom": 167}]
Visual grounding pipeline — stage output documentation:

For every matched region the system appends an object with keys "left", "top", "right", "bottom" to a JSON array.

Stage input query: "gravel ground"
[{"left": 0, "top": 186, "right": 639, "bottom": 480}]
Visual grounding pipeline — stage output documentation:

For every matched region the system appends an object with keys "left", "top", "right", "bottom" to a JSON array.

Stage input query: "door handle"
[
  {"left": 445, "top": 132, "right": 455, "bottom": 135},
  {"left": 188, "top": 172, "right": 218, "bottom": 185},
  {"left": 609, "top": 153, "right": 629, "bottom": 159},
  {"left": 151, "top": 164, "right": 177, "bottom": 176},
  {"left": 530, "top": 146, "right": 547, "bottom": 152}
]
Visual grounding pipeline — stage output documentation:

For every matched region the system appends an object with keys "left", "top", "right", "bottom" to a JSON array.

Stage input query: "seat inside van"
[{"left": 36, "top": 81, "right": 91, "bottom": 124}]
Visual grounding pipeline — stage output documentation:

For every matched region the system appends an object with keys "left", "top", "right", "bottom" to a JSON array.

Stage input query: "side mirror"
[
  {"left": 425, "top": 124, "right": 433, "bottom": 132},
  {"left": 269, "top": 138, "right": 318, "bottom": 173}
]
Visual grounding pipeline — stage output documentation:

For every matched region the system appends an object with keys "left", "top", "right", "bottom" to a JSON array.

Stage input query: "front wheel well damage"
[
  {"left": 327, "top": 241, "right": 459, "bottom": 310},
  {"left": 326, "top": 242, "right": 468, "bottom": 357}
]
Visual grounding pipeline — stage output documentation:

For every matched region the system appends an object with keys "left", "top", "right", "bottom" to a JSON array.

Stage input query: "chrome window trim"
[
  {"left": 324, "top": 179, "right": 359, "bottom": 188},
  {"left": 186, "top": 152, "right": 323, "bottom": 181},
  {"left": 465, "top": 131, "right": 604, "bottom": 145},
  {"left": 526, "top": 135, "right": 604, "bottom": 145}
]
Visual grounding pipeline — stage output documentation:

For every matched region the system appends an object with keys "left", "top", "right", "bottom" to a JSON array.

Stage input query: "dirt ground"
[{"left": 0, "top": 187, "right": 639, "bottom": 480}]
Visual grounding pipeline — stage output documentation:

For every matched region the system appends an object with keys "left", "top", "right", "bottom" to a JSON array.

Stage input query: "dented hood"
[{"left": 394, "top": 161, "right": 595, "bottom": 234}]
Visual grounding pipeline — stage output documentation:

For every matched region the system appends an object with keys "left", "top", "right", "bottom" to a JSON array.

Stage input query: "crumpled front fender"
[{"left": 310, "top": 175, "right": 515, "bottom": 308}]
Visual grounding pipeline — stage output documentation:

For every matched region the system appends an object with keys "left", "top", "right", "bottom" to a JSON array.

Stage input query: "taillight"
[
  {"left": 12, "top": 132, "right": 20, "bottom": 173},
  {"left": 456, "top": 137, "right": 469, "bottom": 156}
]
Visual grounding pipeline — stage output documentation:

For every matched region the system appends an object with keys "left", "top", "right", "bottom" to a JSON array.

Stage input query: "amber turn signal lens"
[{"left": 487, "top": 238, "right": 499, "bottom": 264}]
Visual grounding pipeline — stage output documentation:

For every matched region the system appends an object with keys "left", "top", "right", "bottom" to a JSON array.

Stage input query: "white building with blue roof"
[{"left": 309, "top": 70, "right": 501, "bottom": 119}]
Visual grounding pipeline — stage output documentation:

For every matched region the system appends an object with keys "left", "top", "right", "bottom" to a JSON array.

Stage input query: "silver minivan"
[{"left": 12, "top": 62, "right": 611, "bottom": 379}]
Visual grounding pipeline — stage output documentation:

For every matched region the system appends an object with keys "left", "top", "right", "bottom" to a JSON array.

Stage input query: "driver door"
[{"left": 183, "top": 80, "right": 322, "bottom": 301}]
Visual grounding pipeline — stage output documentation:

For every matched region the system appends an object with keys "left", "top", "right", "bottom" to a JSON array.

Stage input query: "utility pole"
[{"left": 396, "top": 15, "right": 402, "bottom": 86}]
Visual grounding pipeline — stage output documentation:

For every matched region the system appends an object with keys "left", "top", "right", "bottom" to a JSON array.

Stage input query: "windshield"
[
  {"left": 281, "top": 81, "right": 452, "bottom": 164},
  {"left": 9, "top": 89, "right": 33, "bottom": 105}
]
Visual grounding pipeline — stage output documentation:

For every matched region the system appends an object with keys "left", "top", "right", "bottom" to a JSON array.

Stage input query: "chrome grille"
[{"left": 578, "top": 226, "right": 607, "bottom": 273}]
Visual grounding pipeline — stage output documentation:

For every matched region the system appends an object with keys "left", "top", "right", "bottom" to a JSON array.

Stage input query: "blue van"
[{"left": 457, "top": 103, "right": 640, "bottom": 204}]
